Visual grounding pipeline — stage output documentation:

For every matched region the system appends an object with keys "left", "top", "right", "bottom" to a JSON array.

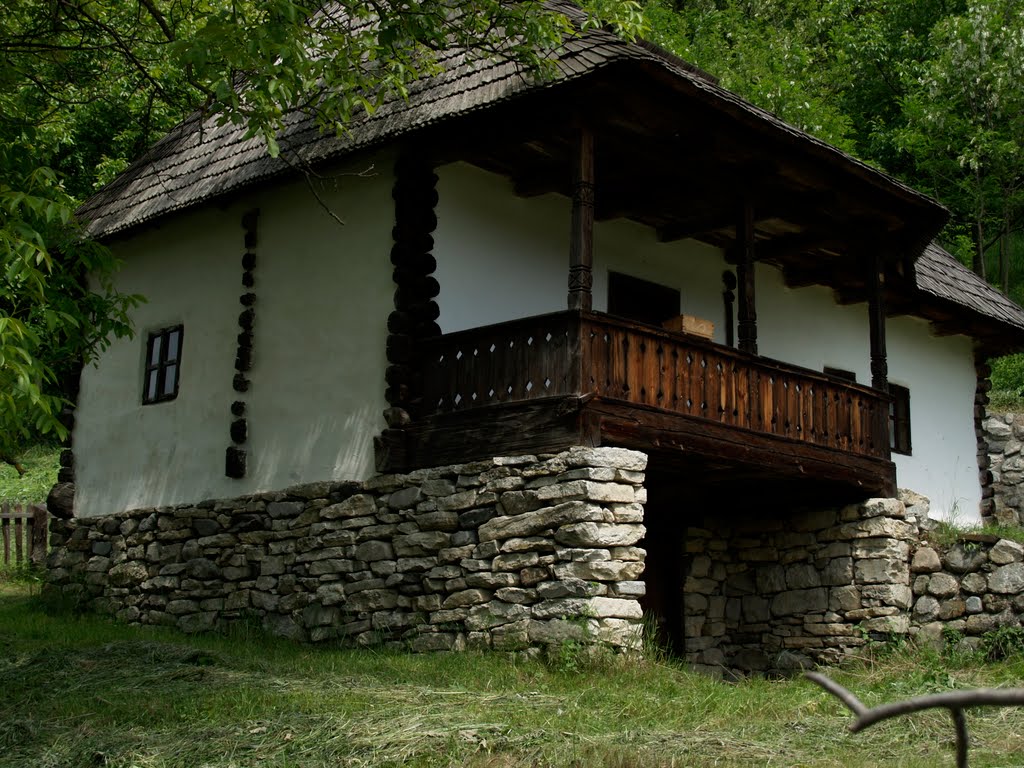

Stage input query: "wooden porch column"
[
  {"left": 736, "top": 200, "right": 758, "bottom": 355},
  {"left": 866, "top": 249, "right": 888, "bottom": 392},
  {"left": 568, "top": 125, "right": 595, "bottom": 311}
]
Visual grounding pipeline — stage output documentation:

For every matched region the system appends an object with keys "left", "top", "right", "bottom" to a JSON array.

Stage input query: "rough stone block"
[
  {"left": 552, "top": 560, "right": 644, "bottom": 582},
  {"left": 466, "top": 601, "right": 528, "bottom": 630},
  {"left": 943, "top": 544, "right": 988, "bottom": 574},
  {"left": 355, "top": 540, "right": 394, "bottom": 562},
  {"left": 911, "top": 546, "right": 942, "bottom": 573},
  {"left": 771, "top": 588, "right": 828, "bottom": 617},
  {"left": 855, "top": 557, "right": 908, "bottom": 585},
  {"left": 988, "top": 563, "right": 1024, "bottom": 593},
  {"left": 493, "top": 552, "right": 539, "bottom": 571},
  {"left": 554, "top": 522, "right": 644, "bottom": 548},
  {"left": 990, "top": 539, "right": 1024, "bottom": 565},
  {"left": 321, "top": 495, "right": 377, "bottom": 519},
  {"left": 478, "top": 501, "right": 610, "bottom": 543},
  {"left": 926, "top": 572, "right": 960, "bottom": 598}
]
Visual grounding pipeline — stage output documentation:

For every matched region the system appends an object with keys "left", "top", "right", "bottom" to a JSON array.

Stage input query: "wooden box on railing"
[{"left": 662, "top": 314, "right": 714, "bottom": 340}]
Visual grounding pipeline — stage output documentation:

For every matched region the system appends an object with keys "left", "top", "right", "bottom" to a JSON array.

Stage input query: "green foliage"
[
  {"left": 0, "top": 1, "right": 644, "bottom": 455},
  {"left": 896, "top": 0, "right": 1024, "bottom": 280},
  {"left": 990, "top": 352, "right": 1024, "bottom": 393},
  {"left": 981, "top": 625, "right": 1024, "bottom": 661}
]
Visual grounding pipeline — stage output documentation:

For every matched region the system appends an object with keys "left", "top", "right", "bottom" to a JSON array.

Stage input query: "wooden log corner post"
[
  {"left": 975, "top": 350, "right": 995, "bottom": 524},
  {"left": 567, "top": 124, "right": 595, "bottom": 312},
  {"left": 376, "top": 153, "right": 441, "bottom": 472},
  {"left": 226, "top": 208, "right": 259, "bottom": 479}
]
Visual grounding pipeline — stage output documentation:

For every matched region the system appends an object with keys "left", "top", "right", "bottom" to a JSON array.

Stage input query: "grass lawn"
[
  {"left": 2, "top": 583, "right": 1024, "bottom": 767},
  {"left": 0, "top": 445, "right": 59, "bottom": 504}
]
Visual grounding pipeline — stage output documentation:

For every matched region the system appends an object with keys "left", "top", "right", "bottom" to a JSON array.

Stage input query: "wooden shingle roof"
[
  {"left": 915, "top": 243, "right": 1024, "bottom": 337},
  {"left": 77, "top": 1, "right": 1024, "bottom": 347},
  {"left": 78, "top": 1, "right": 934, "bottom": 241}
]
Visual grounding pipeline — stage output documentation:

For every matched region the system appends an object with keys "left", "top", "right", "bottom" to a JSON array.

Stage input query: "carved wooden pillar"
[
  {"left": 736, "top": 201, "right": 757, "bottom": 355},
  {"left": 866, "top": 249, "right": 888, "bottom": 392},
  {"left": 568, "top": 125, "right": 595, "bottom": 311},
  {"left": 722, "top": 270, "right": 736, "bottom": 348}
]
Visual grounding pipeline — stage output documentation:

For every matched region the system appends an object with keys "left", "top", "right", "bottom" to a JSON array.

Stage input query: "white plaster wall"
[
  {"left": 888, "top": 317, "right": 981, "bottom": 523},
  {"left": 74, "top": 155, "right": 394, "bottom": 517},
  {"left": 755, "top": 266, "right": 981, "bottom": 521},
  {"left": 434, "top": 162, "right": 729, "bottom": 339},
  {"left": 432, "top": 161, "right": 981, "bottom": 520}
]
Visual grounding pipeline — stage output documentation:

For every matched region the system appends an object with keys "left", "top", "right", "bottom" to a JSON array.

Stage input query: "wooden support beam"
[
  {"left": 568, "top": 124, "right": 595, "bottom": 311},
  {"left": 736, "top": 200, "right": 758, "bottom": 355},
  {"left": 866, "top": 249, "right": 888, "bottom": 392}
]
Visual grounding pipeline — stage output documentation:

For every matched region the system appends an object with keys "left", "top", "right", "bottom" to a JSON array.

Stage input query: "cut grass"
[
  {"left": 3, "top": 584, "right": 1024, "bottom": 767},
  {"left": 0, "top": 444, "right": 59, "bottom": 504}
]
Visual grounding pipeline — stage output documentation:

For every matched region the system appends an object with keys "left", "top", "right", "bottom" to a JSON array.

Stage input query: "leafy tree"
[
  {"left": 894, "top": 0, "right": 1024, "bottom": 283},
  {"left": 0, "top": 0, "right": 644, "bottom": 464}
]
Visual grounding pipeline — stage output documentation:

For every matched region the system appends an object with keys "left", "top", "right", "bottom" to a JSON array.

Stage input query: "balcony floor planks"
[
  {"left": 391, "top": 394, "right": 895, "bottom": 499},
  {"left": 587, "top": 398, "right": 896, "bottom": 497}
]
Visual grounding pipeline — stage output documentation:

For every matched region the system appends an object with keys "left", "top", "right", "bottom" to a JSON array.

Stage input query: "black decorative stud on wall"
[{"left": 226, "top": 209, "right": 259, "bottom": 478}]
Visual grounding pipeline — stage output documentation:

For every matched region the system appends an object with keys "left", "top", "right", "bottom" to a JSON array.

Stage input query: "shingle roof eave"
[
  {"left": 915, "top": 242, "right": 1024, "bottom": 343},
  {"left": 78, "top": 2, "right": 945, "bottom": 242}
]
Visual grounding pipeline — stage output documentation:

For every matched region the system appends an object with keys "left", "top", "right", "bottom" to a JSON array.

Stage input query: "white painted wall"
[
  {"left": 74, "top": 155, "right": 394, "bottom": 517},
  {"left": 432, "top": 160, "right": 982, "bottom": 521},
  {"left": 77, "top": 156, "right": 982, "bottom": 521},
  {"left": 434, "top": 162, "right": 729, "bottom": 340},
  {"left": 888, "top": 317, "right": 981, "bottom": 523}
]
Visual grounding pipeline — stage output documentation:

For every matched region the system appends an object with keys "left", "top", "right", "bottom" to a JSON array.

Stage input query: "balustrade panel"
[{"left": 418, "top": 311, "right": 890, "bottom": 460}]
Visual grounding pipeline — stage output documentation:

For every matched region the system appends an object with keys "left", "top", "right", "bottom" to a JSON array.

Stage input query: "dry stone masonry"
[
  {"left": 681, "top": 496, "right": 917, "bottom": 675},
  {"left": 46, "top": 447, "right": 648, "bottom": 652},
  {"left": 910, "top": 532, "right": 1024, "bottom": 649},
  {"left": 46, "top": 441, "right": 1024, "bottom": 672},
  {"left": 984, "top": 413, "right": 1024, "bottom": 526}
]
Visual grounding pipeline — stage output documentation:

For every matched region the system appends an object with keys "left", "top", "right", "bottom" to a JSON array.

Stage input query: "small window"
[
  {"left": 823, "top": 367, "right": 857, "bottom": 383},
  {"left": 889, "top": 384, "right": 911, "bottom": 455},
  {"left": 607, "top": 272, "right": 680, "bottom": 327},
  {"left": 143, "top": 325, "right": 183, "bottom": 404}
]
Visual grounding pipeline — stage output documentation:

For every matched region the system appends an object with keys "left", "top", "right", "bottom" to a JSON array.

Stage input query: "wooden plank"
[
  {"left": 2, "top": 512, "right": 9, "bottom": 567},
  {"left": 31, "top": 505, "right": 47, "bottom": 566},
  {"left": 14, "top": 517, "right": 23, "bottom": 565},
  {"left": 589, "top": 399, "right": 896, "bottom": 497},
  {"left": 406, "top": 397, "right": 585, "bottom": 468}
]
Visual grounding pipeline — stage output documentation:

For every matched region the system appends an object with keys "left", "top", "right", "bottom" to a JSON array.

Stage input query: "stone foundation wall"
[
  {"left": 985, "top": 414, "right": 1024, "bottom": 526},
  {"left": 47, "top": 441, "right": 1024, "bottom": 671},
  {"left": 46, "top": 447, "right": 648, "bottom": 652},
  {"left": 910, "top": 534, "right": 1024, "bottom": 648},
  {"left": 683, "top": 497, "right": 917, "bottom": 675}
]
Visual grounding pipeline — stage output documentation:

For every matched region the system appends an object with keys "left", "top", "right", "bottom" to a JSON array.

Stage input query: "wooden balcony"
[{"left": 383, "top": 311, "right": 895, "bottom": 497}]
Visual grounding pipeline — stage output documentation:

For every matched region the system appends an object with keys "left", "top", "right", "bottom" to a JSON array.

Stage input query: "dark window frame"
[
  {"left": 142, "top": 325, "right": 184, "bottom": 405},
  {"left": 607, "top": 271, "right": 681, "bottom": 328},
  {"left": 889, "top": 383, "right": 911, "bottom": 455}
]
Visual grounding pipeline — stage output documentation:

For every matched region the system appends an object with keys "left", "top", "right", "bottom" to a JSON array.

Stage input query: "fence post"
[{"left": 31, "top": 504, "right": 48, "bottom": 566}]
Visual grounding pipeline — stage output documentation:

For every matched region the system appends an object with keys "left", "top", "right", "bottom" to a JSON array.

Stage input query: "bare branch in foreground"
[{"left": 806, "top": 671, "right": 1024, "bottom": 768}]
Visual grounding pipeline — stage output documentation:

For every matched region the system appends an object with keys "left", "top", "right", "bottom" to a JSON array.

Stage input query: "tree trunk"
[
  {"left": 1001, "top": 228, "right": 1010, "bottom": 295},
  {"left": 975, "top": 216, "right": 987, "bottom": 279}
]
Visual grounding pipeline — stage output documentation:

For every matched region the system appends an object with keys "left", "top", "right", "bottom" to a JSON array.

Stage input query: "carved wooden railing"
[
  {"left": 419, "top": 312, "right": 581, "bottom": 413},
  {"left": 419, "top": 311, "right": 891, "bottom": 460}
]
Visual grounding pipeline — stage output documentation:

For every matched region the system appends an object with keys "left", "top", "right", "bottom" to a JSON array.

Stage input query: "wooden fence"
[{"left": 1, "top": 502, "right": 48, "bottom": 568}]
